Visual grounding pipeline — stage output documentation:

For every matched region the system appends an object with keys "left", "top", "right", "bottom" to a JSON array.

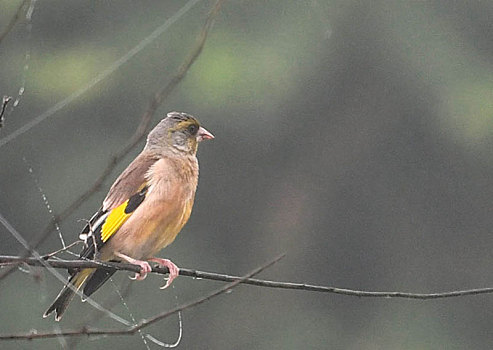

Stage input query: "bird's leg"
[
  {"left": 115, "top": 252, "right": 152, "bottom": 281},
  {"left": 148, "top": 258, "right": 180, "bottom": 289}
]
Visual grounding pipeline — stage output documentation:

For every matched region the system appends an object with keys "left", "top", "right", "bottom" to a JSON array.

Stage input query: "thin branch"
[
  {"left": 65, "top": 279, "right": 134, "bottom": 349},
  {"left": 0, "top": 0, "right": 226, "bottom": 281},
  {"left": 0, "top": 0, "right": 200, "bottom": 150},
  {"left": 0, "top": 256, "right": 146, "bottom": 273},
  {"left": 40, "top": 240, "right": 84, "bottom": 259},
  {"left": 0, "top": 0, "right": 29, "bottom": 45},
  {"left": 1, "top": 254, "right": 493, "bottom": 300},
  {"left": 0, "top": 214, "right": 146, "bottom": 327},
  {"left": 0, "top": 253, "right": 284, "bottom": 341},
  {"left": 0, "top": 96, "right": 12, "bottom": 128}
]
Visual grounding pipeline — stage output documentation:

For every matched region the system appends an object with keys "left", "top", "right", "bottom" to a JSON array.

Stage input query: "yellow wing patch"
[{"left": 101, "top": 200, "right": 132, "bottom": 243}]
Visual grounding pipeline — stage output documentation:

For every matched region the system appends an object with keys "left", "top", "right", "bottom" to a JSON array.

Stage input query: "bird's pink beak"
[{"left": 197, "top": 127, "right": 214, "bottom": 142}]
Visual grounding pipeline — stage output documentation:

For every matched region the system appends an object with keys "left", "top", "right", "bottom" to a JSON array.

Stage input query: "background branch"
[
  {"left": 0, "top": 0, "right": 29, "bottom": 46},
  {"left": 0, "top": 96, "right": 12, "bottom": 128},
  {"left": 1, "top": 254, "right": 493, "bottom": 300},
  {"left": 0, "top": 253, "right": 284, "bottom": 341}
]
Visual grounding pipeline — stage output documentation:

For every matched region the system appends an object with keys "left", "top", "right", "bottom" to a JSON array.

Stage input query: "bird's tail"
[{"left": 43, "top": 269, "right": 92, "bottom": 321}]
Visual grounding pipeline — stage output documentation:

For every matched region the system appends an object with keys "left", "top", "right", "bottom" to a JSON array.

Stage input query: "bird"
[{"left": 43, "top": 111, "right": 214, "bottom": 321}]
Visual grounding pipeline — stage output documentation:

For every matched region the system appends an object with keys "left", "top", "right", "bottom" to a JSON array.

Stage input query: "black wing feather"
[{"left": 74, "top": 186, "right": 148, "bottom": 293}]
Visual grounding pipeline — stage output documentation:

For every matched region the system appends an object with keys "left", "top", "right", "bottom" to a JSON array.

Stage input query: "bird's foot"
[
  {"left": 115, "top": 252, "right": 152, "bottom": 280},
  {"left": 148, "top": 258, "right": 179, "bottom": 289}
]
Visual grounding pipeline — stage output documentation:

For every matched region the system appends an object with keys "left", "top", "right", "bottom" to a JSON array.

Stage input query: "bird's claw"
[
  {"left": 129, "top": 261, "right": 152, "bottom": 280},
  {"left": 115, "top": 252, "right": 179, "bottom": 287},
  {"left": 115, "top": 252, "right": 152, "bottom": 281},
  {"left": 148, "top": 258, "right": 179, "bottom": 289}
]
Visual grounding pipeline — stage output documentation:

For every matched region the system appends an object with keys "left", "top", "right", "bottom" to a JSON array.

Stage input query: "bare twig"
[
  {"left": 0, "top": 253, "right": 284, "bottom": 341},
  {"left": 0, "top": 0, "right": 226, "bottom": 281},
  {"left": 0, "top": 0, "right": 200, "bottom": 150},
  {"left": 0, "top": 213, "right": 144, "bottom": 326},
  {"left": 0, "top": 0, "right": 29, "bottom": 45},
  {"left": 66, "top": 278, "right": 134, "bottom": 349},
  {"left": 0, "top": 256, "right": 147, "bottom": 273},
  {"left": 1, "top": 254, "right": 493, "bottom": 300},
  {"left": 0, "top": 96, "right": 12, "bottom": 128},
  {"left": 41, "top": 240, "right": 84, "bottom": 259}
]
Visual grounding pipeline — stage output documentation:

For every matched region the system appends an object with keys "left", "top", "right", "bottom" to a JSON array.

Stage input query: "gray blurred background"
[{"left": 2, "top": 0, "right": 493, "bottom": 349}]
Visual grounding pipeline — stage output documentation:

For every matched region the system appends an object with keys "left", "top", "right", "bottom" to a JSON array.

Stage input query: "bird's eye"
[{"left": 188, "top": 124, "right": 198, "bottom": 135}]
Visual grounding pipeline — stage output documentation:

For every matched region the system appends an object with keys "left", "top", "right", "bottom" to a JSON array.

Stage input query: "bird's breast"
[
  {"left": 151, "top": 195, "right": 195, "bottom": 252},
  {"left": 104, "top": 158, "right": 198, "bottom": 260}
]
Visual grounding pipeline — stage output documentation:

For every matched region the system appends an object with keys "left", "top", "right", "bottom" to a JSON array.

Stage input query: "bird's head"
[{"left": 146, "top": 111, "right": 214, "bottom": 155}]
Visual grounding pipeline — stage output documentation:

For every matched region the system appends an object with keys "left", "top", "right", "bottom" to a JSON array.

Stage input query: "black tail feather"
[
  {"left": 82, "top": 269, "right": 116, "bottom": 300},
  {"left": 43, "top": 270, "right": 90, "bottom": 321}
]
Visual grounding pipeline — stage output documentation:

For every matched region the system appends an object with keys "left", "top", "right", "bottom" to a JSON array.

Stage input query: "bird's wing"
[
  {"left": 46, "top": 184, "right": 149, "bottom": 319},
  {"left": 71, "top": 152, "right": 157, "bottom": 274},
  {"left": 75, "top": 185, "right": 149, "bottom": 267},
  {"left": 102, "top": 152, "right": 157, "bottom": 211}
]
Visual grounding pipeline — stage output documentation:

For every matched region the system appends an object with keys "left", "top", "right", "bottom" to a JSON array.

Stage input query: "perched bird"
[{"left": 43, "top": 111, "right": 214, "bottom": 321}]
